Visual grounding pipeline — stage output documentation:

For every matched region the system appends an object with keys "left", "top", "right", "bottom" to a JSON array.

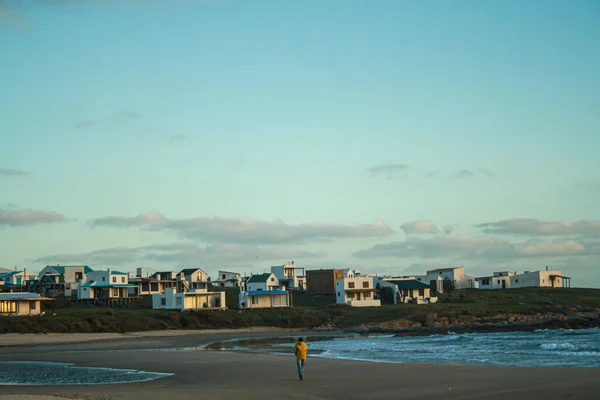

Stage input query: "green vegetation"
[{"left": 1, "top": 288, "right": 599, "bottom": 335}]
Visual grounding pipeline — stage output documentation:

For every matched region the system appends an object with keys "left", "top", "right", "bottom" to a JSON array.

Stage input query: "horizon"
[{"left": 1, "top": 1, "right": 599, "bottom": 287}]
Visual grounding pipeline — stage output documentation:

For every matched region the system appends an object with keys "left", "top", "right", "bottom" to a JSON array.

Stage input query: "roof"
[
  {"left": 386, "top": 280, "right": 430, "bottom": 289},
  {"left": 180, "top": 268, "right": 204, "bottom": 275},
  {"left": 550, "top": 274, "right": 571, "bottom": 279},
  {"left": 247, "top": 273, "right": 272, "bottom": 283},
  {"left": 46, "top": 265, "right": 93, "bottom": 274},
  {"left": 81, "top": 282, "right": 137, "bottom": 288},
  {"left": 346, "top": 288, "right": 377, "bottom": 293},
  {"left": 0, "top": 271, "right": 22, "bottom": 278},
  {"left": 0, "top": 292, "right": 41, "bottom": 299},
  {"left": 246, "top": 290, "right": 288, "bottom": 295},
  {"left": 111, "top": 270, "right": 128, "bottom": 275},
  {"left": 427, "top": 267, "right": 461, "bottom": 273}
]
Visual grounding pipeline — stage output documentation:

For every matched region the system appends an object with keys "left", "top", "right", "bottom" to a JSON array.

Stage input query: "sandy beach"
[{"left": 1, "top": 330, "right": 600, "bottom": 400}]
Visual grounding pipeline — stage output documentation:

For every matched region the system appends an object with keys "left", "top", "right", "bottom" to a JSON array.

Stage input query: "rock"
[{"left": 449, "top": 317, "right": 459, "bottom": 325}]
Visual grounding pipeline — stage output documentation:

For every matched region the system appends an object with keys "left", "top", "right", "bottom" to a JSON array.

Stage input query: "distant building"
[
  {"left": 77, "top": 269, "right": 137, "bottom": 300},
  {"left": 178, "top": 268, "right": 210, "bottom": 292},
  {"left": 245, "top": 273, "right": 280, "bottom": 291},
  {"left": 152, "top": 287, "right": 226, "bottom": 311},
  {"left": 375, "top": 278, "right": 436, "bottom": 304},
  {"left": 306, "top": 268, "right": 356, "bottom": 294},
  {"left": 0, "top": 292, "right": 54, "bottom": 316},
  {"left": 476, "top": 271, "right": 516, "bottom": 290},
  {"left": 238, "top": 290, "right": 292, "bottom": 309},
  {"left": 510, "top": 267, "right": 571, "bottom": 289},
  {"left": 214, "top": 270, "right": 242, "bottom": 288},
  {"left": 414, "top": 266, "right": 476, "bottom": 293},
  {"left": 335, "top": 274, "right": 380, "bottom": 307},
  {"left": 37, "top": 265, "right": 93, "bottom": 298},
  {"left": 271, "top": 261, "right": 306, "bottom": 291}
]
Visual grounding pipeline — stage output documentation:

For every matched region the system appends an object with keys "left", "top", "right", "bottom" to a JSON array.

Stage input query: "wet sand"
[{"left": 1, "top": 330, "right": 600, "bottom": 400}]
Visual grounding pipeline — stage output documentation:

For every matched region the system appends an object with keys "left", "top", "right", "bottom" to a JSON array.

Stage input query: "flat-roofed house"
[
  {"left": 152, "top": 287, "right": 226, "bottom": 311},
  {"left": 335, "top": 275, "right": 380, "bottom": 307},
  {"left": 0, "top": 292, "right": 54, "bottom": 316}
]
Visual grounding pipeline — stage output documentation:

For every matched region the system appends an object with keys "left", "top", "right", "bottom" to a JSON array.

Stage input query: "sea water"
[
  {"left": 0, "top": 361, "right": 174, "bottom": 385},
  {"left": 214, "top": 329, "right": 600, "bottom": 368}
]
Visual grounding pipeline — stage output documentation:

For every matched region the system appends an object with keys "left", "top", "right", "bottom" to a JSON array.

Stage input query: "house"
[
  {"left": 476, "top": 271, "right": 516, "bottom": 290},
  {"left": 271, "top": 261, "right": 306, "bottom": 291},
  {"left": 0, "top": 268, "right": 37, "bottom": 288},
  {"left": 0, "top": 292, "right": 54, "bottom": 316},
  {"left": 213, "top": 270, "right": 242, "bottom": 288},
  {"left": 152, "top": 287, "right": 226, "bottom": 311},
  {"left": 335, "top": 275, "right": 380, "bottom": 307},
  {"left": 178, "top": 268, "right": 210, "bottom": 291},
  {"left": 246, "top": 273, "right": 280, "bottom": 291},
  {"left": 128, "top": 268, "right": 169, "bottom": 296},
  {"left": 37, "top": 265, "right": 93, "bottom": 297},
  {"left": 510, "top": 267, "right": 571, "bottom": 289},
  {"left": 415, "top": 266, "right": 476, "bottom": 293},
  {"left": 376, "top": 278, "right": 437, "bottom": 304},
  {"left": 306, "top": 268, "right": 347, "bottom": 294},
  {"left": 238, "top": 289, "right": 292, "bottom": 309},
  {"left": 77, "top": 269, "right": 137, "bottom": 300}
]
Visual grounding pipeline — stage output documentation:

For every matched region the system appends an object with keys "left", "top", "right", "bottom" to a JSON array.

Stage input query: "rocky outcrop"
[{"left": 341, "top": 311, "right": 600, "bottom": 336}]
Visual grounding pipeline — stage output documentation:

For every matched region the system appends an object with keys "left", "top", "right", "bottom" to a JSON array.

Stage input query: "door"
[
  {"left": 501, "top": 280, "right": 506, "bottom": 289},
  {"left": 16, "top": 277, "right": 22, "bottom": 285}
]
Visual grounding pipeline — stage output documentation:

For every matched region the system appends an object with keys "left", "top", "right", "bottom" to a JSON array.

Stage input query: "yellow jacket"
[{"left": 295, "top": 341, "right": 308, "bottom": 360}]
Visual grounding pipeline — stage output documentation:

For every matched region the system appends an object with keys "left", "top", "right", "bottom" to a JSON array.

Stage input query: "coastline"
[{"left": 1, "top": 330, "right": 600, "bottom": 400}]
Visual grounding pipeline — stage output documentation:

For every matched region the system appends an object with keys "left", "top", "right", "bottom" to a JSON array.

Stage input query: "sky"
[{"left": 1, "top": 0, "right": 599, "bottom": 286}]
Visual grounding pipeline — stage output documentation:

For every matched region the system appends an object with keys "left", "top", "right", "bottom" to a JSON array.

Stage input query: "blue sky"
[{"left": 1, "top": 0, "right": 599, "bottom": 286}]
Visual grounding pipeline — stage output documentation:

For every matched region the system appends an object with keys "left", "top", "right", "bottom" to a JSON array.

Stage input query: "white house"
[
  {"left": 178, "top": 268, "right": 210, "bottom": 291},
  {"left": 214, "top": 270, "right": 242, "bottom": 288},
  {"left": 415, "top": 266, "right": 476, "bottom": 293},
  {"left": 510, "top": 267, "right": 571, "bottom": 289},
  {"left": 476, "top": 271, "right": 516, "bottom": 290},
  {"left": 246, "top": 273, "right": 280, "bottom": 291},
  {"left": 0, "top": 269, "right": 37, "bottom": 287},
  {"left": 152, "top": 287, "right": 226, "bottom": 310},
  {"left": 375, "top": 278, "right": 437, "bottom": 304},
  {"left": 38, "top": 265, "right": 93, "bottom": 297},
  {"left": 271, "top": 261, "right": 306, "bottom": 291},
  {"left": 77, "top": 269, "right": 137, "bottom": 300},
  {"left": 335, "top": 275, "right": 380, "bottom": 307},
  {"left": 238, "top": 289, "right": 292, "bottom": 309},
  {"left": 0, "top": 292, "right": 54, "bottom": 316}
]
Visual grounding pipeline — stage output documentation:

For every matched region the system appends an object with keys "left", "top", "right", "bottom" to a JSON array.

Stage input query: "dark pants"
[{"left": 296, "top": 358, "right": 305, "bottom": 377}]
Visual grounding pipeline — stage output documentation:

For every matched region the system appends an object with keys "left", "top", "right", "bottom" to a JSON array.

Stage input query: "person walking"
[{"left": 294, "top": 337, "right": 308, "bottom": 380}]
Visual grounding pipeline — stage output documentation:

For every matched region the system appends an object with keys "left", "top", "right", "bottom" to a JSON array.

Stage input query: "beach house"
[
  {"left": 77, "top": 269, "right": 137, "bottom": 302},
  {"left": 214, "top": 270, "right": 242, "bottom": 288},
  {"left": 152, "top": 287, "right": 226, "bottom": 311},
  {"left": 305, "top": 268, "right": 349, "bottom": 294},
  {"left": 271, "top": 261, "right": 306, "bottom": 291},
  {"left": 0, "top": 269, "right": 37, "bottom": 289},
  {"left": 476, "top": 271, "right": 516, "bottom": 290},
  {"left": 177, "top": 268, "right": 210, "bottom": 292},
  {"left": 37, "top": 265, "right": 93, "bottom": 298},
  {"left": 510, "top": 267, "right": 571, "bottom": 288},
  {"left": 335, "top": 273, "right": 380, "bottom": 307},
  {"left": 0, "top": 292, "right": 54, "bottom": 316},
  {"left": 375, "top": 278, "right": 436, "bottom": 304},
  {"left": 414, "top": 266, "right": 476, "bottom": 293},
  {"left": 238, "top": 273, "right": 292, "bottom": 309}
]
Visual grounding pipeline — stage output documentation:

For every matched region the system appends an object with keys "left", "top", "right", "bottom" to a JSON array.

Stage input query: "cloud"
[
  {"left": 115, "top": 110, "right": 141, "bottom": 120},
  {"left": 478, "top": 168, "right": 494, "bottom": 178},
  {"left": 73, "top": 120, "right": 95, "bottom": 129},
  {"left": 89, "top": 211, "right": 394, "bottom": 244},
  {"left": 443, "top": 224, "right": 457, "bottom": 235},
  {"left": 0, "top": 208, "right": 67, "bottom": 227},
  {"left": 0, "top": 168, "right": 28, "bottom": 176},
  {"left": 353, "top": 235, "right": 600, "bottom": 260},
  {"left": 454, "top": 169, "right": 474, "bottom": 178},
  {"left": 476, "top": 218, "right": 600, "bottom": 237},
  {"left": 400, "top": 220, "right": 439, "bottom": 235},
  {"left": 34, "top": 242, "right": 327, "bottom": 268},
  {"left": 366, "top": 164, "right": 409, "bottom": 178},
  {"left": 168, "top": 134, "right": 189, "bottom": 144}
]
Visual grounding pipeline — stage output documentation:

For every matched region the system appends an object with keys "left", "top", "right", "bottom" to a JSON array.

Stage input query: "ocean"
[{"left": 204, "top": 328, "right": 600, "bottom": 368}]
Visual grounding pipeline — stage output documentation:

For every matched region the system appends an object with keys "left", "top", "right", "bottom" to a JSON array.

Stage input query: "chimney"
[
  {"left": 23, "top": 268, "right": 27, "bottom": 285},
  {"left": 546, "top": 265, "right": 549, "bottom": 271}
]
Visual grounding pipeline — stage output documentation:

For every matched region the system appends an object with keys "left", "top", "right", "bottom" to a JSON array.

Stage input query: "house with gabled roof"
[
  {"left": 77, "top": 269, "right": 137, "bottom": 301},
  {"left": 238, "top": 273, "right": 292, "bottom": 309},
  {"left": 178, "top": 268, "right": 210, "bottom": 291},
  {"left": 376, "top": 278, "right": 437, "bottom": 304},
  {"left": 38, "top": 265, "right": 93, "bottom": 298}
]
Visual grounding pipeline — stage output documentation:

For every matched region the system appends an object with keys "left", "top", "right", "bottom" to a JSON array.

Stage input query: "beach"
[{"left": 1, "top": 330, "right": 600, "bottom": 400}]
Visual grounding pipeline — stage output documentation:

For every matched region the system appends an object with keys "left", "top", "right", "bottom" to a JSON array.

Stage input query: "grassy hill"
[{"left": 1, "top": 288, "right": 599, "bottom": 335}]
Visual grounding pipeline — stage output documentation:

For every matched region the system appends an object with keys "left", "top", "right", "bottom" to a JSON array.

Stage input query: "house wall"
[
  {"left": 240, "top": 293, "right": 290, "bottom": 309},
  {"left": 0, "top": 300, "right": 42, "bottom": 316},
  {"left": 183, "top": 292, "right": 225, "bottom": 309},
  {"left": 306, "top": 269, "right": 344, "bottom": 294},
  {"left": 422, "top": 267, "right": 476, "bottom": 291},
  {"left": 247, "top": 274, "right": 279, "bottom": 291},
  {"left": 510, "top": 270, "right": 563, "bottom": 288},
  {"left": 335, "top": 277, "right": 380, "bottom": 307},
  {"left": 216, "top": 271, "right": 241, "bottom": 287},
  {"left": 478, "top": 275, "right": 512, "bottom": 290}
]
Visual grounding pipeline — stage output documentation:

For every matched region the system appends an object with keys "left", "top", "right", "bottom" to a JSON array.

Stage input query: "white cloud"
[
  {"left": 477, "top": 218, "right": 600, "bottom": 236},
  {"left": 0, "top": 168, "right": 28, "bottom": 176},
  {"left": 400, "top": 220, "right": 439, "bottom": 235},
  {"left": 90, "top": 212, "right": 394, "bottom": 245},
  {"left": 0, "top": 208, "right": 67, "bottom": 227},
  {"left": 366, "top": 163, "right": 409, "bottom": 176}
]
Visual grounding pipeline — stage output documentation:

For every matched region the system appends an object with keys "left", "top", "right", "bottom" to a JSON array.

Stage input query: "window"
[
  {"left": 251, "top": 296, "right": 259, "bottom": 305},
  {"left": 348, "top": 282, "right": 355, "bottom": 289},
  {"left": 75, "top": 272, "right": 83, "bottom": 281},
  {"left": 0, "top": 301, "right": 17, "bottom": 313},
  {"left": 362, "top": 281, "right": 369, "bottom": 288},
  {"left": 102, "top": 277, "right": 106, "bottom": 282},
  {"left": 419, "top": 289, "right": 425, "bottom": 297},
  {"left": 112, "top": 288, "right": 119, "bottom": 297},
  {"left": 122, "top": 277, "right": 126, "bottom": 283},
  {"left": 112, "top": 277, "right": 116, "bottom": 283},
  {"left": 222, "top": 274, "right": 226, "bottom": 279},
  {"left": 481, "top": 278, "right": 490, "bottom": 286},
  {"left": 515, "top": 279, "right": 519, "bottom": 283},
  {"left": 31, "top": 301, "right": 37, "bottom": 310},
  {"left": 364, "top": 292, "right": 371, "bottom": 298},
  {"left": 337, "top": 292, "right": 340, "bottom": 296},
  {"left": 497, "top": 280, "right": 501, "bottom": 284},
  {"left": 270, "top": 277, "right": 275, "bottom": 281},
  {"left": 161, "top": 298, "right": 166, "bottom": 306}
]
